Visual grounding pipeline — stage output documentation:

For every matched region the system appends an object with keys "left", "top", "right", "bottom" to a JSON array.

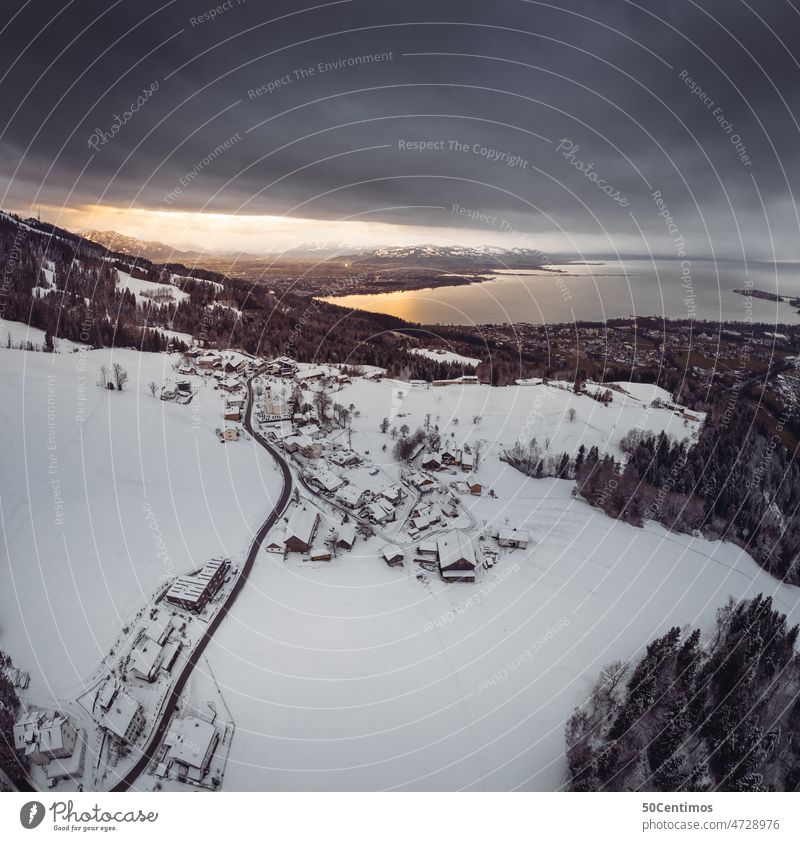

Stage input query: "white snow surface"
[{"left": 0, "top": 343, "right": 282, "bottom": 699}]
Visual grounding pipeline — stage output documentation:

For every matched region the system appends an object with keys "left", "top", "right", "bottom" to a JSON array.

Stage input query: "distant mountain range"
[{"left": 343, "top": 244, "right": 549, "bottom": 270}]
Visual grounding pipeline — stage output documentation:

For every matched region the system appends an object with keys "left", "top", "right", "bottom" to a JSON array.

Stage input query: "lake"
[{"left": 322, "top": 259, "right": 800, "bottom": 326}]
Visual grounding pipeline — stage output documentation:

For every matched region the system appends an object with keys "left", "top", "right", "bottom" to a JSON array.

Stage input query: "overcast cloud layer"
[{"left": 1, "top": 0, "right": 800, "bottom": 257}]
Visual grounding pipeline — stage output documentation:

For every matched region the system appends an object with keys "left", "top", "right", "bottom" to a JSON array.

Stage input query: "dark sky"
[{"left": 1, "top": 0, "right": 800, "bottom": 257}]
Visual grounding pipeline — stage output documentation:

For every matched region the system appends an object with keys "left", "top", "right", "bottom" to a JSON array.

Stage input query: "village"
[{"left": 6, "top": 337, "right": 707, "bottom": 794}]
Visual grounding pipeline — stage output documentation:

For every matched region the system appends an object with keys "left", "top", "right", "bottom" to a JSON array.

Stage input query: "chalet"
[
  {"left": 365, "top": 499, "right": 395, "bottom": 524},
  {"left": 335, "top": 373, "right": 351, "bottom": 385},
  {"left": 285, "top": 508, "right": 320, "bottom": 553},
  {"left": 380, "top": 484, "right": 404, "bottom": 506},
  {"left": 104, "top": 691, "right": 145, "bottom": 744},
  {"left": 432, "top": 375, "right": 480, "bottom": 387},
  {"left": 222, "top": 427, "right": 240, "bottom": 442},
  {"left": 337, "top": 485, "right": 371, "bottom": 509},
  {"left": 498, "top": 527, "right": 529, "bottom": 549},
  {"left": 303, "top": 423, "right": 322, "bottom": 438},
  {"left": 308, "top": 548, "right": 332, "bottom": 562},
  {"left": 441, "top": 448, "right": 461, "bottom": 466},
  {"left": 329, "top": 449, "right": 360, "bottom": 467},
  {"left": 166, "top": 558, "right": 230, "bottom": 613},
  {"left": 381, "top": 545, "right": 404, "bottom": 567},
  {"left": 421, "top": 452, "right": 442, "bottom": 471},
  {"left": 408, "top": 472, "right": 436, "bottom": 493},
  {"left": 409, "top": 379, "right": 427, "bottom": 387},
  {"left": 166, "top": 716, "right": 219, "bottom": 783},
  {"left": 219, "top": 377, "right": 241, "bottom": 393},
  {"left": 14, "top": 712, "right": 78, "bottom": 766},
  {"left": 144, "top": 611, "right": 173, "bottom": 646},
  {"left": 418, "top": 539, "right": 438, "bottom": 557},
  {"left": 336, "top": 523, "right": 356, "bottom": 550},
  {"left": 285, "top": 434, "right": 321, "bottom": 458},
  {"left": 437, "top": 533, "right": 477, "bottom": 583},
  {"left": 310, "top": 470, "right": 344, "bottom": 493},
  {"left": 461, "top": 452, "right": 475, "bottom": 472},
  {"left": 465, "top": 476, "right": 482, "bottom": 495},
  {"left": 176, "top": 380, "right": 192, "bottom": 394}
]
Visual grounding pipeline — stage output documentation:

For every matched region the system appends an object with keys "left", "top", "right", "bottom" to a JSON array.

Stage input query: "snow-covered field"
[
  {"left": 116, "top": 270, "right": 189, "bottom": 304},
  {"left": 201, "top": 374, "right": 796, "bottom": 791},
  {"left": 408, "top": 347, "right": 480, "bottom": 367},
  {"left": 0, "top": 337, "right": 283, "bottom": 700},
  {"left": 2, "top": 343, "right": 796, "bottom": 791}
]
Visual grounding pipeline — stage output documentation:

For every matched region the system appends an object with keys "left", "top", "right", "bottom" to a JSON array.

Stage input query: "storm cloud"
[{"left": 1, "top": 0, "right": 799, "bottom": 257}]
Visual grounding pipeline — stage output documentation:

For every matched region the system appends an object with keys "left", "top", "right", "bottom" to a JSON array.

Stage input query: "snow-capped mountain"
[{"left": 344, "top": 244, "right": 548, "bottom": 269}]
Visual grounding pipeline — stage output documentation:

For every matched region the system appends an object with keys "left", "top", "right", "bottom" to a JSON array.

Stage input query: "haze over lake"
[{"left": 323, "top": 260, "right": 800, "bottom": 326}]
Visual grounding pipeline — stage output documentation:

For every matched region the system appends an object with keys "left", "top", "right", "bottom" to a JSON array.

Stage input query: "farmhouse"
[
  {"left": 408, "top": 471, "right": 436, "bottom": 493},
  {"left": 295, "top": 367, "right": 326, "bottom": 383},
  {"left": 498, "top": 527, "right": 529, "bottom": 549},
  {"left": 437, "top": 532, "right": 477, "bottom": 583},
  {"left": 441, "top": 448, "right": 461, "bottom": 466},
  {"left": 285, "top": 507, "right": 320, "bottom": 553},
  {"left": 263, "top": 530, "right": 286, "bottom": 554},
  {"left": 166, "top": 716, "right": 219, "bottom": 783},
  {"left": 224, "top": 403, "right": 242, "bottom": 422},
  {"left": 465, "top": 476, "right": 482, "bottom": 495},
  {"left": 166, "top": 557, "right": 230, "bottom": 613},
  {"left": 219, "top": 377, "right": 241, "bottom": 393},
  {"left": 461, "top": 452, "right": 475, "bottom": 471}
]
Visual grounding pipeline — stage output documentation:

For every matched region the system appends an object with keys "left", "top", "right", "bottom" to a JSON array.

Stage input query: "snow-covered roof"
[
  {"left": 286, "top": 507, "right": 319, "bottom": 545},
  {"left": 437, "top": 533, "right": 477, "bottom": 572}
]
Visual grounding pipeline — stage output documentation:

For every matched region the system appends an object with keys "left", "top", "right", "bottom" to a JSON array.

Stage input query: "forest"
[{"left": 566, "top": 596, "right": 800, "bottom": 791}]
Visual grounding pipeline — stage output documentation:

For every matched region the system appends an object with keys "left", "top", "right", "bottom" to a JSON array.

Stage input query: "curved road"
[{"left": 110, "top": 369, "right": 291, "bottom": 791}]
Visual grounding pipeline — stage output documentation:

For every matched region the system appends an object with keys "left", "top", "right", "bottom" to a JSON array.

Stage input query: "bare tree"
[
  {"left": 148, "top": 381, "right": 158, "bottom": 398},
  {"left": 98, "top": 364, "right": 108, "bottom": 389},
  {"left": 112, "top": 362, "right": 128, "bottom": 391},
  {"left": 568, "top": 408, "right": 576, "bottom": 422}
]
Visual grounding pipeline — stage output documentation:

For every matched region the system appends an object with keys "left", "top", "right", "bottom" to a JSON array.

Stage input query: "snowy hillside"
[
  {"left": 0, "top": 342, "right": 283, "bottom": 699},
  {"left": 199, "top": 373, "right": 794, "bottom": 791}
]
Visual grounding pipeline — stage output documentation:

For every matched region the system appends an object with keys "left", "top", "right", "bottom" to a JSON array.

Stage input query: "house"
[
  {"left": 365, "top": 499, "right": 395, "bottom": 524},
  {"left": 337, "top": 485, "right": 370, "bottom": 509},
  {"left": 408, "top": 472, "right": 436, "bottom": 493},
  {"left": 437, "top": 532, "right": 477, "bottom": 583},
  {"left": 465, "top": 476, "right": 482, "bottom": 495},
  {"left": 329, "top": 449, "right": 360, "bottom": 467},
  {"left": 295, "top": 366, "right": 326, "bottom": 383},
  {"left": 498, "top": 527, "right": 529, "bottom": 549},
  {"left": 379, "top": 484, "right": 404, "bottom": 506},
  {"left": 336, "top": 523, "right": 356, "bottom": 550},
  {"left": 46, "top": 739, "right": 85, "bottom": 782},
  {"left": 104, "top": 691, "right": 145, "bottom": 744},
  {"left": 96, "top": 679, "right": 118, "bottom": 712},
  {"left": 441, "top": 448, "right": 461, "bottom": 466},
  {"left": 418, "top": 539, "right": 438, "bottom": 557},
  {"left": 285, "top": 434, "right": 321, "bottom": 458},
  {"left": 266, "top": 356, "right": 298, "bottom": 378},
  {"left": 197, "top": 353, "right": 219, "bottom": 370},
  {"left": 461, "top": 452, "right": 475, "bottom": 471},
  {"left": 381, "top": 545, "right": 404, "bottom": 567},
  {"left": 310, "top": 470, "right": 344, "bottom": 493},
  {"left": 166, "top": 716, "right": 219, "bottom": 783},
  {"left": 14, "top": 712, "right": 79, "bottom": 765},
  {"left": 166, "top": 558, "right": 230, "bottom": 613},
  {"left": 222, "top": 427, "right": 240, "bottom": 442},
  {"left": 261, "top": 398, "right": 291, "bottom": 422},
  {"left": 263, "top": 530, "right": 286, "bottom": 554},
  {"left": 308, "top": 547, "right": 332, "bottom": 562},
  {"left": 224, "top": 403, "right": 242, "bottom": 422},
  {"left": 284, "top": 507, "right": 320, "bottom": 553},
  {"left": 129, "top": 639, "right": 165, "bottom": 682},
  {"left": 421, "top": 452, "right": 442, "bottom": 471}
]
